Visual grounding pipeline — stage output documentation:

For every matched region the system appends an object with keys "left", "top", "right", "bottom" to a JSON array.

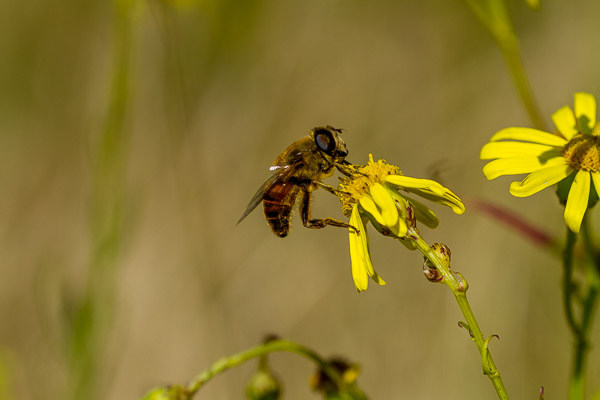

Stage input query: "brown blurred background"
[{"left": 1, "top": 0, "right": 599, "bottom": 399}]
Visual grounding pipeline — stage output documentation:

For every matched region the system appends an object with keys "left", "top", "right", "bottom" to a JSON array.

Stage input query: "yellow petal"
[
  {"left": 480, "top": 142, "right": 557, "bottom": 160},
  {"left": 385, "top": 176, "right": 465, "bottom": 215},
  {"left": 369, "top": 270, "right": 386, "bottom": 286},
  {"left": 574, "top": 92, "right": 596, "bottom": 135},
  {"left": 393, "top": 217, "right": 408, "bottom": 237},
  {"left": 384, "top": 176, "right": 444, "bottom": 196},
  {"left": 362, "top": 224, "right": 385, "bottom": 286},
  {"left": 358, "top": 216, "right": 375, "bottom": 278},
  {"left": 482, "top": 152, "right": 566, "bottom": 180},
  {"left": 382, "top": 190, "right": 411, "bottom": 237},
  {"left": 349, "top": 206, "right": 369, "bottom": 292},
  {"left": 358, "top": 195, "right": 384, "bottom": 227},
  {"left": 564, "top": 170, "right": 590, "bottom": 233},
  {"left": 490, "top": 127, "right": 567, "bottom": 146},
  {"left": 509, "top": 164, "right": 572, "bottom": 197},
  {"left": 370, "top": 183, "right": 398, "bottom": 229},
  {"left": 552, "top": 105, "right": 578, "bottom": 140},
  {"left": 351, "top": 206, "right": 386, "bottom": 288}
]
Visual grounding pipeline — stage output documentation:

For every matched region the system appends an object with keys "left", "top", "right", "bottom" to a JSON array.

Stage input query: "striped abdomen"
[{"left": 263, "top": 182, "right": 301, "bottom": 237}]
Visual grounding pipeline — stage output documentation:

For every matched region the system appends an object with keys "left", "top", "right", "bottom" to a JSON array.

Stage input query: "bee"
[{"left": 237, "top": 125, "right": 355, "bottom": 237}]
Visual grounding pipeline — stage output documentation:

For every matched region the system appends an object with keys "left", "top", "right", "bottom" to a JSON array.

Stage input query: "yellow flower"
[
  {"left": 481, "top": 92, "right": 600, "bottom": 233},
  {"left": 338, "top": 155, "right": 465, "bottom": 292}
]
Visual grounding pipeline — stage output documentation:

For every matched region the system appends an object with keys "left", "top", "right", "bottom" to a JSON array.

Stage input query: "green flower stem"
[
  {"left": 562, "top": 229, "right": 579, "bottom": 337},
  {"left": 412, "top": 232, "right": 510, "bottom": 400},
  {"left": 566, "top": 219, "right": 600, "bottom": 400},
  {"left": 463, "top": 0, "right": 545, "bottom": 130},
  {"left": 187, "top": 340, "right": 345, "bottom": 397}
]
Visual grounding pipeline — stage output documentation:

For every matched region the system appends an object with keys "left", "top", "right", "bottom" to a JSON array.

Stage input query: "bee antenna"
[{"left": 326, "top": 125, "right": 344, "bottom": 133}]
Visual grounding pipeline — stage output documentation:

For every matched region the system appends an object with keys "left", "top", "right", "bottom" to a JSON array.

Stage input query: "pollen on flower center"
[
  {"left": 337, "top": 154, "right": 402, "bottom": 216},
  {"left": 562, "top": 135, "right": 600, "bottom": 172}
]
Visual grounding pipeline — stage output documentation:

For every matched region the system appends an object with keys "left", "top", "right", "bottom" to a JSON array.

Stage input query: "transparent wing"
[{"left": 237, "top": 165, "right": 293, "bottom": 225}]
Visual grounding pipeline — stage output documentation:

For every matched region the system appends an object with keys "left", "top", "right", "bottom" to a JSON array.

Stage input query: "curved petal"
[
  {"left": 385, "top": 176, "right": 445, "bottom": 195},
  {"left": 490, "top": 127, "right": 567, "bottom": 146},
  {"left": 369, "top": 269, "right": 386, "bottom": 285},
  {"left": 480, "top": 142, "right": 557, "bottom": 160},
  {"left": 349, "top": 206, "right": 369, "bottom": 292},
  {"left": 482, "top": 153, "right": 566, "bottom": 180},
  {"left": 509, "top": 164, "right": 573, "bottom": 197},
  {"left": 574, "top": 92, "right": 596, "bottom": 135},
  {"left": 384, "top": 176, "right": 465, "bottom": 215},
  {"left": 370, "top": 183, "right": 398, "bottom": 229},
  {"left": 552, "top": 105, "right": 578, "bottom": 140},
  {"left": 564, "top": 170, "right": 590, "bottom": 233},
  {"left": 358, "top": 195, "right": 384, "bottom": 227}
]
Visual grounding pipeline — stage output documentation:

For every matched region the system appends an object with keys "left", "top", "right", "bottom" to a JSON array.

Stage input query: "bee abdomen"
[{"left": 262, "top": 183, "right": 298, "bottom": 237}]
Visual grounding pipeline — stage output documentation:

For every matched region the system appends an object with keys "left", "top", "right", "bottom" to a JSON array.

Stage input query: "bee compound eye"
[{"left": 314, "top": 129, "right": 336, "bottom": 153}]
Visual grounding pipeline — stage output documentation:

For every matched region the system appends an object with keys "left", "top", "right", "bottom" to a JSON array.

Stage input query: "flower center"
[
  {"left": 337, "top": 155, "right": 402, "bottom": 216},
  {"left": 562, "top": 134, "right": 600, "bottom": 172}
]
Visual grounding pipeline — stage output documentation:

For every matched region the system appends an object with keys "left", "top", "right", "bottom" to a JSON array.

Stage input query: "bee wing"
[{"left": 237, "top": 165, "right": 294, "bottom": 225}]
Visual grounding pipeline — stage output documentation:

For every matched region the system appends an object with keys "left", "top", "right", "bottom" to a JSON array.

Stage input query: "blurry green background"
[{"left": 1, "top": 0, "right": 600, "bottom": 399}]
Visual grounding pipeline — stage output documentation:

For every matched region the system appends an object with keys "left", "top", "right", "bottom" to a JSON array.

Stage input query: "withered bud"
[
  {"left": 310, "top": 357, "right": 360, "bottom": 395},
  {"left": 423, "top": 258, "right": 443, "bottom": 282}
]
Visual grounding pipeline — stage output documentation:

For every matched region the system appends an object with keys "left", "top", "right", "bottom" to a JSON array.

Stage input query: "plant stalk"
[
  {"left": 413, "top": 233, "right": 510, "bottom": 400},
  {"left": 186, "top": 339, "right": 364, "bottom": 398},
  {"left": 566, "top": 219, "right": 600, "bottom": 400},
  {"left": 463, "top": 0, "right": 545, "bottom": 130}
]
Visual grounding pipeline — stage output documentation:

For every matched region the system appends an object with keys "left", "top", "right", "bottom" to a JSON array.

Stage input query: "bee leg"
[
  {"left": 315, "top": 181, "right": 351, "bottom": 196},
  {"left": 335, "top": 162, "right": 368, "bottom": 178},
  {"left": 300, "top": 189, "right": 359, "bottom": 233}
]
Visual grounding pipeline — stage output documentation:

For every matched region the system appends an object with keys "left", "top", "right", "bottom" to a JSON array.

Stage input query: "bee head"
[{"left": 311, "top": 125, "right": 348, "bottom": 160}]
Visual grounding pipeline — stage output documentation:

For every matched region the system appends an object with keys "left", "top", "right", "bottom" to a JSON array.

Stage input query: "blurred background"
[{"left": 1, "top": 0, "right": 600, "bottom": 399}]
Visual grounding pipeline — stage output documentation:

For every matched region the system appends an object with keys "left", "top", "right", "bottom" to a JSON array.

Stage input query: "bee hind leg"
[{"left": 300, "top": 189, "right": 359, "bottom": 234}]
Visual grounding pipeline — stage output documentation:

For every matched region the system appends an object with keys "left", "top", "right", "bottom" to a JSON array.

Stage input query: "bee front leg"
[
  {"left": 335, "top": 161, "right": 365, "bottom": 177},
  {"left": 300, "top": 189, "right": 359, "bottom": 234},
  {"left": 315, "top": 181, "right": 351, "bottom": 197}
]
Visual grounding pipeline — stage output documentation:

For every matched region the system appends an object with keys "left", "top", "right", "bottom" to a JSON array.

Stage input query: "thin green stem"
[
  {"left": 563, "top": 229, "right": 580, "bottom": 337},
  {"left": 412, "top": 233, "right": 509, "bottom": 400},
  {"left": 568, "top": 219, "right": 600, "bottom": 400},
  {"left": 186, "top": 340, "right": 347, "bottom": 397},
  {"left": 463, "top": 0, "right": 545, "bottom": 130}
]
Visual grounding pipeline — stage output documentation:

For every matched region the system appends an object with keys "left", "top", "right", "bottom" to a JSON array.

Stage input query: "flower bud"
[
  {"left": 246, "top": 367, "right": 282, "bottom": 400},
  {"left": 423, "top": 243, "right": 452, "bottom": 282},
  {"left": 141, "top": 385, "right": 189, "bottom": 400},
  {"left": 431, "top": 243, "right": 451, "bottom": 263},
  {"left": 423, "top": 258, "right": 442, "bottom": 282},
  {"left": 453, "top": 272, "right": 468, "bottom": 293}
]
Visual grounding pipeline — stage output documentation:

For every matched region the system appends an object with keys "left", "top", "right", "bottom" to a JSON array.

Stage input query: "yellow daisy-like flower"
[
  {"left": 481, "top": 92, "right": 600, "bottom": 233},
  {"left": 337, "top": 155, "right": 465, "bottom": 292}
]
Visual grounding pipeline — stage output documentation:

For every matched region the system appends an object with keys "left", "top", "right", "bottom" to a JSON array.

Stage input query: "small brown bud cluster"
[
  {"left": 423, "top": 243, "right": 451, "bottom": 282},
  {"left": 310, "top": 357, "right": 360, "bottom": 396},
  {"left": 422, "top": 243, "right": 468, "bottom": 291}
]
